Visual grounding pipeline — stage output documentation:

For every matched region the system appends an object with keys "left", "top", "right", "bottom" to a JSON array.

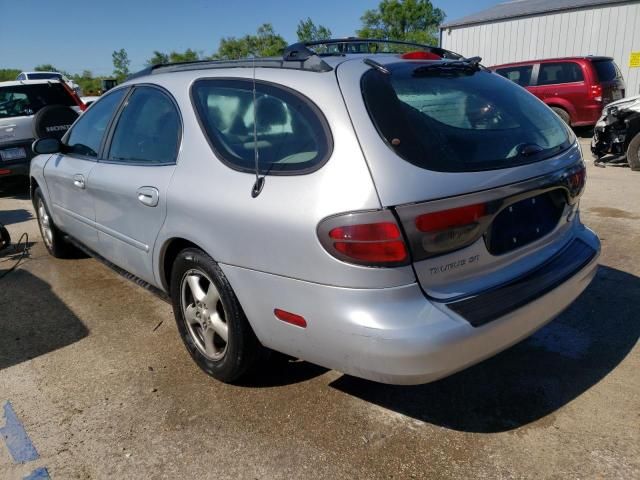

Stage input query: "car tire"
[
  {"left": 626, "top": 133, "right": 640, "bottom": 171},
  {"left": 551, "top": 107, "right": 571, "bottom": 126},
  {"left": 170, "top": 248, "right": 262, "bottom": 383},
  {"left": 33, "top": 187, "right": 77, "bottom": 258}
]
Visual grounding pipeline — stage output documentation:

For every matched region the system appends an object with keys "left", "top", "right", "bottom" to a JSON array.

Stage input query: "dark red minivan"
[{"left": 491, "top": 57, "right": 625, "bottom": 126}]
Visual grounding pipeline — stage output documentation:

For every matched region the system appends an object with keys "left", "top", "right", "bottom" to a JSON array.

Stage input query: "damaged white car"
[{"left": 591, "top": 95, "right": 640, "bottom": 171}]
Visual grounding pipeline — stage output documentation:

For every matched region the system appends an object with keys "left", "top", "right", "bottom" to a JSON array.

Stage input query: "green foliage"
[
  {"left": 34, "top": 64, "right": 58, "bottom": 72},
  {"left": 147, "top": 51, "right": 169, "bottom": 66},
  {"left": 296, "top": 17, "right": 332, "bottom": 42},
  {"left": 147, "top": 49, "right": 201, "bottom": 66},
  {"left": 70, "top": 70, "right": 103, "bottom": 96},
  {"left": 357, "top": 0, "right": 445, "bottom": 46},
  {"left": 215, "top": 24, "right": 287, "bottom": 60},
  {"left": 0, "top": 69, "right": 21, "bottom": 81},
  {"left": 112, "top": 48, "right": 131, "bottom": 82}
]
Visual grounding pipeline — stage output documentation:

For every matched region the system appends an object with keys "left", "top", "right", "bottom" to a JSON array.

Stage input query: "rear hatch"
[
  {"left": 337, "top": 57, "right": 586, "bottom": 300},
  {"left": 0, "top": 82, "right": 78, "bottom": 144},
  {"left": 589, "top": 57, "right": 625, "bottom": 104}
]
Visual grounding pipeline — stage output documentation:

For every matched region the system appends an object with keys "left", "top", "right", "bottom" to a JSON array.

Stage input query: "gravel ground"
[{"left": 0, "top": 138, "right": 638, "bottom": 479}]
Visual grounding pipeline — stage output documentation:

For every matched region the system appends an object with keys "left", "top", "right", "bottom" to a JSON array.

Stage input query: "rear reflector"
[
  {"left": 0, "top": 169, "right": 11, "bottom": 175},
  {"left": 274, "top": 309, "right": 307, "bottom": 328},
  {"left": 318, "top": 211, "right": 410, "bottom": 267}
]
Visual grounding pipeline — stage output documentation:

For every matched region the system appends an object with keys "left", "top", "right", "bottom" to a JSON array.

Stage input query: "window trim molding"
[
  {"left": 60, "top": 86, "right": 131, "bottom": 162},
  {"left": 190, "top": 77, "right": 334, "bottom": 177},
  {"left": 99, "top": 83, "right": 184, "bottom": 167}
]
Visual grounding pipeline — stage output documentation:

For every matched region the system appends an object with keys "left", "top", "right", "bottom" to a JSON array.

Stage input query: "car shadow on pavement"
[
  {"left": 239, "top": 353, "right": 329, "bottom": 388},
  {"left": 0, "top": 269, "right": 88, "bottom": 371},
  {"left": 0, "top": 209, "right": 33, "bottom": 226},
  {"left": 329, "top": 265, "right": 640, "bottom": 433}
]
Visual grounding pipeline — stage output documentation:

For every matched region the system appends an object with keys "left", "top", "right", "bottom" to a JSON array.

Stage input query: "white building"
[{"left": 440, "top": 0, "right": 640, "bottom": 97}]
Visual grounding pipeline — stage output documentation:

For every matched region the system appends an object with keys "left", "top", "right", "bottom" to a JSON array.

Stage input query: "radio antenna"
[{"left": 251, "top": 54, "right": 265, "bottom": 198}]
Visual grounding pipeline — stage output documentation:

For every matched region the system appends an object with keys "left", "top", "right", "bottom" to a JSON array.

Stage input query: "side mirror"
[{"left": 32, "top": 138, "right": 62, "bottom": 155}]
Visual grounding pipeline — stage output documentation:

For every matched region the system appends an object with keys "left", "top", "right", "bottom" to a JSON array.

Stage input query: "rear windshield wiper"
[{"left": 413, "top": 56, "right": 482, "bottom": 76}]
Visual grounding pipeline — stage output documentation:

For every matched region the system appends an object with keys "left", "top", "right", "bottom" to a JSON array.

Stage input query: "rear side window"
[
  {"left": 537, "top": 62, "right": 584, "bottom": 85},
  {"left": 65, "top": 88, "right": 127, "bottom": 157},
  {"left": 0, "top": 83, "right": 75, "bottom": 119},
  {"left": 592, "top": 60, "right": 620, "bottom": 82},
  {"left": 495, "top": 65, "right": 533, "bottom": 87},
  {"left": 107, "top": 86, "right": 181, "bottom": 165},
  {"left": 191, "top": 79, "right": 332, "bottom": 174},
  {"left": 361, "top": 63, "right": 571, "bottom": 172}
]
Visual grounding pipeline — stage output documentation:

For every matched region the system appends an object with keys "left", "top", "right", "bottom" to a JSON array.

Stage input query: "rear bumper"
[
  {"left": 222, "top": 227, "right": 600, "bottom": 385},
  {"left": 0, "top": 139, "right": 34, "bottom": 179}
]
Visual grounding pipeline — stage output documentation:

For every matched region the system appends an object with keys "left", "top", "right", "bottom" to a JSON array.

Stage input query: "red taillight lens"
[
  {"left": 319, "top": 213, "right": 409, "bottom": 267},
  {"left": 329, "top": 222, "right": 400, "bottom": 241},
  {"left": 416, "top": 204, "right": 486, "bottom": 232},
  {"left": 400, "top": 51, "right": 442, "bottom": 60},
  {"left": 334, "top": 240, "right": 407, "bottom": 263},
  {"left": 590, "top": 84, "right": 603, "bottom": 102}
]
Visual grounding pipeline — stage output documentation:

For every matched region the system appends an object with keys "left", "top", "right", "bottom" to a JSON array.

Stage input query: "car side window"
[
  {"left": 537, "top": 62, "right": 584, "bottom": 86},
  {"left": 107, "top": 87, "right": 181, "bottom": 165},
  {"left": 65, "top": 88, "right": 127, "bottom": 158},
  {"left": 495, "top": 66, "right": 533, "bottom": 87},
  {"left": 17, "top": 74, "right": 25, "bottom": 80},
  {"left": 191, "top": 79, "right": 331, "bottom": 174}
]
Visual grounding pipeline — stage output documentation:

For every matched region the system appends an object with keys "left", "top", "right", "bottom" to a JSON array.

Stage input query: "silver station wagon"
[{"left": 29, "top": 39, "right": 600, "bottom": 384}]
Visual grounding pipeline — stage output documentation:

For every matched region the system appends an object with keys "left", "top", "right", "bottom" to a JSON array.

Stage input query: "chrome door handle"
[
  {"left": 137, "top": 186, "right": 159, "bottom": 207},
  {"left": 72, "top": 174, "right": 85, "bottom": 189}
]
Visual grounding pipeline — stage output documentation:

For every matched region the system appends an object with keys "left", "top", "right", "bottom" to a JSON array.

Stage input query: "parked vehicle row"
[
  {"left": 1, "top": 80, "right": 84, "bottom": 180},
  {"left": 28, "top": 39, "right": 600, "bottom": 385},
  {"left": 492, "top": 56, "right": 625, "bottom": 127}
]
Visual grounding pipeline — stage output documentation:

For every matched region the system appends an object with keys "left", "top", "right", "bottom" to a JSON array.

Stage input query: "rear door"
[
  {"left": 44, "top": 88, "right": 128, "bottom": 250},
  {"left": 89, "top": 85, "right": 181, "bottom": 285}
]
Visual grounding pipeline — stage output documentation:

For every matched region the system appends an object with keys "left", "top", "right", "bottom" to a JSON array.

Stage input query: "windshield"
[{"left": 361, "top": 62, "right": 572, "bottom": 172}]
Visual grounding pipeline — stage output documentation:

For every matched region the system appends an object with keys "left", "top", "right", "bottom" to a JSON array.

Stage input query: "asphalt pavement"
[{"left": 0, "top": 138, "right": 638, "bottom": 479}]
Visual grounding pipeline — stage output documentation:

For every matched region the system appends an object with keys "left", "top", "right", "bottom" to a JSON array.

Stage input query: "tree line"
[{"left": 1, "top": 1, "right": 445, "bottom": 94}]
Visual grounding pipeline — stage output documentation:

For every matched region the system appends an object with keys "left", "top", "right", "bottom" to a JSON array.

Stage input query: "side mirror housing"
[{"left": 32, "top": 138, "right": 62, "bottom": 155}]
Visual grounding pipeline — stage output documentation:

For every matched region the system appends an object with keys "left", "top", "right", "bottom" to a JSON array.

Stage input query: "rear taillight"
[
  {"left": 414, "top": 203, "right": 488, "bottom": 255},
  {"left": 590, "top": 84, "right": 603, "bottom": 102},
  {"left": 318, "top": 211, "right": 409, "bottom": 267}
]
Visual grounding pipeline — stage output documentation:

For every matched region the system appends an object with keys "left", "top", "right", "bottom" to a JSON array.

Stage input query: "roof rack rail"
[
  {"left": 283, "top": 38, "right": 463, "bottom": 61},
  {"left": 126, "top": 55, "right": 333, "bottom": 81}
]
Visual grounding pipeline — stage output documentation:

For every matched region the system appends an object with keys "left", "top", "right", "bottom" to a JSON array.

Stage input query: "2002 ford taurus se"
[{"left": 29, "top": 39, "right": 600, "bottom": 385}]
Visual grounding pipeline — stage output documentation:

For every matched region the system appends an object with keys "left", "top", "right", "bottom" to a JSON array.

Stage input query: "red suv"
[{"left": 492, "top": 57, "right": 625, "bottom": 126}]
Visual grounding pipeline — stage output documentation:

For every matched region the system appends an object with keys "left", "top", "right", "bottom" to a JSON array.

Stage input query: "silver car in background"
[{"left": 29, "top": 40, "right": 600, "bottom": 385}]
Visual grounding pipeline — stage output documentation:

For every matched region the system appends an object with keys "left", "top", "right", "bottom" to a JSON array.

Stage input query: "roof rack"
[
  {"left": 126, "top": 38, "right": 463, "bottom": 81},
  {"left": 283, "top": 38, "right": 463, "bottom": 61},
  {"left": 126, "top": 55, "right": 333, "bottom": 81}
]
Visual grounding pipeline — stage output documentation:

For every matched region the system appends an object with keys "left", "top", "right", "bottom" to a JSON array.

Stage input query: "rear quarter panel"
[{"left": 151, "top": 69, "right": 417, "bottom": 289}]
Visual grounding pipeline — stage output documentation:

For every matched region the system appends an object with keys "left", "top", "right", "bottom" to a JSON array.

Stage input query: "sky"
[{"left": 0, "top": 0, "right": 500, "bottom": 75}]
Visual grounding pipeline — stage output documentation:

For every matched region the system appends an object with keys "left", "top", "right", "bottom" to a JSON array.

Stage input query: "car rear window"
[
  {"left": 537, "top": 62, "right": 584, "bottom": 85},
  {"left": 191, "top": 79, "right": 332, "bottom": 175},
  {"left": 25, "top": 73, "right": 63, "bottom": 80},
  {"left": 0, "top": 83, "right": 75, "bottom": 119},
  {"left": 592, "top": 60, "right": 620, "bottom": 82},
  {"left": 495, "top": 65, "right": 533, "bottom": 86},
  {"left": 361, "top": 62, "right": 572, "bottom": 172}
]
